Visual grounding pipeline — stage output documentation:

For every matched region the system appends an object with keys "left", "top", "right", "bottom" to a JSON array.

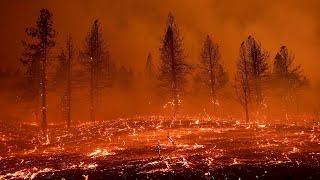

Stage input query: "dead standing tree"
[
  {"left": 235, "top": 36, "right": 269, "bottom": 122},
  {"left": 199, "top": 35, "right": 227, "bottom": 115},
  {"left": 81, "top": 19, "right": 108, "bottom": 122},
  {"left": 158, "top": 13, "right": 188, "bottom": 116},
  {"left": 21, "top": 9, "right": 56, "bottom": 133},
  {"left": 57, "top": 34, "right": 75, "bottom": 128},
  {"left": 235, "top": 42, "right": 251, "bottom": 122}
]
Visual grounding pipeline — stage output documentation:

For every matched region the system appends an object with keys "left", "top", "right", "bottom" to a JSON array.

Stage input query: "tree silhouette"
[
  {"left": 235, "top": 41, "right": 251, "bottom": 122},
  {"left": 158, "top": 13, "right": 188, "bottom": 116},
  {"left": 199, "top": 35, "right": 227, "bottom": 114},
  {"left": 272, "top": 46, "right": 308, "bottom": 112},
  {"left": 145, "top": 53, "right": 155, "bottom": 82},
  {"left": 235, "top": 36, "right": 270, "bottom": 121},
  {"left": 56, "top": 34, "right": 75, "bottom": 129},
  {"left": 273, "top": 46, "right": 308, "bottom": 89},
  {"left": 246, "top": 36, "right": 269, "bottom": 109},
  {"left": 21, "top": 9, "right": 56, "bottom": 133},
  {"left": 145, "top": 53, "right": 156, "bottom": 106},
  {"left": 81, "top": 19, "right": 108, "bottom": 122}
]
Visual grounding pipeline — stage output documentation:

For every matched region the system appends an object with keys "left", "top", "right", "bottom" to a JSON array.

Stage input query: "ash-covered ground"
[{"left": 0, "top": 116, "right": 320, "bottom": 179}]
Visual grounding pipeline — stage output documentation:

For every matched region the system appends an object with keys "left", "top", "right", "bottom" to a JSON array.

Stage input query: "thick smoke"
[{"left": 0, "top": 0, "right": 319, "bottom": 123}]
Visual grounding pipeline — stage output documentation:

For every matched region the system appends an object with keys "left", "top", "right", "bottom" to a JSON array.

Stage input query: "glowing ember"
[
  {"left": 0, "top": 116, "right": 319, "bottom": 178},
  {"left": 88, "top": 148, "right": 115, "bottom": 157}
]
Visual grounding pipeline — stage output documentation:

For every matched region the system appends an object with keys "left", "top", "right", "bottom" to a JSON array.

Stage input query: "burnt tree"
[
  {"left": 145, "top": 53, "right": 156, "bottom": 106},
  {"left": 56, "top": 34, "right": 75, "bottom": 128},
  {"left": 199, "top": 35, "right": 227, "bottom": 114},
  {"left": 273, "top": 46, "right": 308, "bottom": 90},
  {"left": 158, "top": 13, "right": 188, "bottom": 116},
  {"left": 145, "top": 53, "right": 155, "bottom": 82},
  {"left": 82, "top": 19, "right": 108, "bottom": 122},
  {"left": 272, "top": 46, "right": 308, "bottom": 112},
  {"left": 235, "top": 42, "right": 251, "bottom": 122},
  {"left": 21, "top": 9, "right": 56, "bottom": 132},
  {"left": 244, "top": 36, "right": 269, "bottom": 110}
]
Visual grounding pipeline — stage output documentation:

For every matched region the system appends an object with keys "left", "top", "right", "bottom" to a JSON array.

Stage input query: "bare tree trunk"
[
  {"left": 209, "top": 55, "right": 217, "bottom": 116},
  {"left": 90, "top": 60, "right": 95, "bottom": 122},
  {"left": 245, "top": 98, "right": 249, "bottom": 123},
  {"left": 244, "top": 59, "right": 250, "bottom": 123},
  {"left": 35, "top": 97, "right": 39, "bottom": 125},
  {"left": 169, "top": 37, "right": 178, "bottom": 117},
  {"left": 41, "top": 43, "right": 47, "bottom": 133},
  {"left": 173, "top": 89, "right": 178, "bottom": 117},
  {"left": 66, "top": 38, "right": 72, "bottom": 128}
]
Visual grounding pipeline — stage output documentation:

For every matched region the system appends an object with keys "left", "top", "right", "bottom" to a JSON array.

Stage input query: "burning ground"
[{"left": 0, "top": 117, "right": 320, "bottom": 179}]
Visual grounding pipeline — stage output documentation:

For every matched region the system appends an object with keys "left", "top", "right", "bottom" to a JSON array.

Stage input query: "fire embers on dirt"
[{"left": 0, "top": 116, "right": 319, "bottom": 179}]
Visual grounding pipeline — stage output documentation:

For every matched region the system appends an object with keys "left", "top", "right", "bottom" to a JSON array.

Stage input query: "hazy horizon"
[{"left": 0, "top": 0, "right": 319, "bottom": 83}]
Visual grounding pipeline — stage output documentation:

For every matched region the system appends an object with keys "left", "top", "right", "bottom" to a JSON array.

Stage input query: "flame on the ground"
[
  {"left": 0, "top": 116, "right": 319, "bottom": 178},
  {"left": 88, "top": 148, "right": 115, "bottom": 157}
]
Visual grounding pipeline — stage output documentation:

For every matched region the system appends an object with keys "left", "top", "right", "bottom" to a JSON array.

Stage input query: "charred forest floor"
[{"left": 0, "top": 116, "right": 320, "bottom": 179}]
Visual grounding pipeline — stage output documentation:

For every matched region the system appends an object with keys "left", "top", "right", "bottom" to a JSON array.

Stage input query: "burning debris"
[
  {"left": 0, "top": 116, "right": 319, "bottom": 179},
  {"left": 88, "top": 148, "right": 115, "bottom": 158}
]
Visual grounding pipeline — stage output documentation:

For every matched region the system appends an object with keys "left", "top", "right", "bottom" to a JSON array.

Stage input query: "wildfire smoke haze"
[{"left": 0, "top": 0, "right": 320, "bottom": 179}]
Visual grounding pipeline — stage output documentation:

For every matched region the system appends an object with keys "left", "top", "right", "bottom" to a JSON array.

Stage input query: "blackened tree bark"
[
  {"left": 81, "top": 20, "right": 109, "bottom": 122},
  {"left": 272, "top": 46, "right": 308, "bottom": 115},
  {"left": 57, "top": 34, "right": 75, "bottom": 129},
  {"left": 246, "top": 36, "right": 269, "bottom": 109},
  {"left": 235, "top": 42, "right": 251, "bottom": 123},
  {"left": 22, "top": 9, "right": 56, "bottom": 133},
  {"left": 158, "top": 13, "right": 188, "bottom": 116},
  {"left": 200, "top": 35, "right": 227, "bottom": 115}
]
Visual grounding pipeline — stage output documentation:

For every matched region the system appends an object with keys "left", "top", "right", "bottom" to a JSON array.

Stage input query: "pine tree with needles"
[
  {"left": 21, "top": 9, "right": 56, "bottom": 133},
  {"left": 158, "top": 13, "right": 188, "bottom": 116},
  {"left": 272, "top": 46, "right": 308, "bottom": 111},
  {"left": 81, "top": 19, "right": 109, "bottom": 122},
  {"left": 273, "top": 46, "right": 307, "bottom": 90},
  {"left": 246, "top": 36, "right": 269, "bottom": 108}
]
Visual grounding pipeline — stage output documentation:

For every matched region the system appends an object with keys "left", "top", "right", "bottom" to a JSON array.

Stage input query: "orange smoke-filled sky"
[{"left": 0, "top": 0, "right": 319, "bottom": 82}]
